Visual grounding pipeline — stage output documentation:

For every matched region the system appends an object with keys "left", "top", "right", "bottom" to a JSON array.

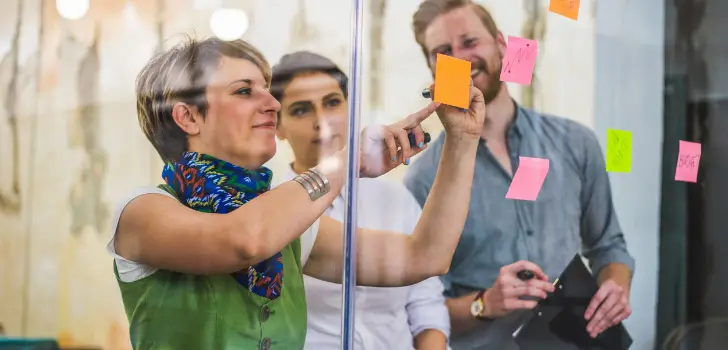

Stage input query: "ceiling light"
[
  {"left": 210, "top": 8, "right": 249, "bottom": 41},
  {"left": 56, "top": 0, "right": 90, "bottom": 20}
]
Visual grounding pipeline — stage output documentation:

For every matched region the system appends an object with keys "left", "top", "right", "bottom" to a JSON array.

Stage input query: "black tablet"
[{"left": 512, "top": 254, "right": 633, "bottom": 350}]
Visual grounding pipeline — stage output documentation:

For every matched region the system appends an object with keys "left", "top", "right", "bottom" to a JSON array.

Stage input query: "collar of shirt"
[
  {"left": 481, "top": 100, "right": 529, "bottom": 143},
  {"left": 478, "top": 101, "right": 533, "bottom": 174}
]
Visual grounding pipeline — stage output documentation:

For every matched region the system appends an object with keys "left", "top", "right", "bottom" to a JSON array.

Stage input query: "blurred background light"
[
  {"left": 210, "top": 8, "right": 249, "bottom": 41},
  {"left": 56, "top": 0, "right": 90, "bottom": 20}
]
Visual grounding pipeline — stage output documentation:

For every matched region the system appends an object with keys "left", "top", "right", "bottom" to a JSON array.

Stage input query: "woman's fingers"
[
  {"left": 391, "top": 127, "right": 412, "bottom": 161},
  {"left": 381, "top": 128, "right": 399, "bottom": 163},
  {"left": 410, "top": 125, "right": 426, "bottom": 149},
  {"left": 407, "top": 126, "right": 427, "bottom": 159},
  {"left": 398, "top": 101, "right": 439, "bottom": 129}
]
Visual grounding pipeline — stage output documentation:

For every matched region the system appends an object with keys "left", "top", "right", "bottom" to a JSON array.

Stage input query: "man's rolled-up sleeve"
[
  {"left": 406, "top": 276, "right": 451, "bottom": 339},
  {"left": 402, "top": 168, "right": 451, "bottom": 338},
  {"left": 578, "top": 128, "right": 636, "bottom": 277}
]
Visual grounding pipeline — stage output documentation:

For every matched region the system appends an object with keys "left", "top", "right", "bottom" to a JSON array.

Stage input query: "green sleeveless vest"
[{"left": 114, "top": 185, "right": 308, "bottom": 350}]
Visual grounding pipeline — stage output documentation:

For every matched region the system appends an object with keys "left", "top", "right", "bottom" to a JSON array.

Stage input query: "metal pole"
[{"left": 341, "top": 0, "right": 364, "bottom": 348}]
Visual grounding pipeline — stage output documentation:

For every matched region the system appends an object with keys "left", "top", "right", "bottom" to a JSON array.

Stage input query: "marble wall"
[{"left": 0, "top": 0, "right": 603, "bottom": 348}]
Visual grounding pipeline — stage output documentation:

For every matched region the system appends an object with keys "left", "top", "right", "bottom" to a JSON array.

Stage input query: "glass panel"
[
  {"left": 6, "top": 0, "right": 727, "bottom": 349},
  {"left": 660, "top": 0, "right": 728, "bottom": 347}
]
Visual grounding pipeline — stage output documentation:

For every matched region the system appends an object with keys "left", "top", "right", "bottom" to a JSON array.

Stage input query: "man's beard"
[{"left": 472, "top": 58, "right": 503, "bottom": 104}]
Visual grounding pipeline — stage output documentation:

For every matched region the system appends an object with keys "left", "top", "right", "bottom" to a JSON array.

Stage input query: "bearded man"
[{"left": 404, "top": 1, "right": 635, "bottom": 349}]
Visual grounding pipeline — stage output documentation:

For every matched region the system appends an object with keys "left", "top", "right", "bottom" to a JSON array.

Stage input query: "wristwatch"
[{"left": 470, "top": 289, "right": 491, "bottom": 320}]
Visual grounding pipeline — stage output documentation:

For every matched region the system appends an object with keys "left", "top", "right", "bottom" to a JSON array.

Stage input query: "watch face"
[{"left": 471, "top": 299, "right": 483, "bottom": 317}]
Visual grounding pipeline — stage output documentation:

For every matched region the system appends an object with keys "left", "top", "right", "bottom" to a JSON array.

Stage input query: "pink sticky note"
[
  {"left": 500, "top": 36, "right": 539, "bottom": 85},
  {"left": 675, "top": 140, "right": 701, "bottom": 183},
  {"left": 506, "top": 157, "right": 550, "bottom": 201}
]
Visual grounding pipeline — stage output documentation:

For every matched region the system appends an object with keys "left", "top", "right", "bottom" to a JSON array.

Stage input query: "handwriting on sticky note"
[
  {"left": 434, "top": 54, "right": 471, "bottom": 109},
  {"left": 549, "top": 0, "right": 580, "bottom": 20},
  {"left": 500, "top": 36, "right": 538, "bottom": 86},
  {"left": 505, "top": 157, "right": 550, "bottom": 201},
  {"left": 675, "top": 140, "right": 701, "bottom": 183},
  {"left": 606, "top": 129, "right": 632, "bottom": 173}
]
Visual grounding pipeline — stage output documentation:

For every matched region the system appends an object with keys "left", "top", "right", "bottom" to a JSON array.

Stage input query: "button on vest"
[
  {"left": 260, "top": 337, "right": 271, "bottom": 350},
  {"left": 261, "top": 305, "right": 271, "bottom": 322}
]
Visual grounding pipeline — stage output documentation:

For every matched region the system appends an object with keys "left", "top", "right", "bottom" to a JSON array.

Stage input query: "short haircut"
[
  {"left": 412, "top": 0, "right": 499, "bottom": 61},
  {"left": 135, "top": 35, "right": 271, "bottom": 162},
  {"left": 269, "top": 51, "right": 349, "bottom": 111}
]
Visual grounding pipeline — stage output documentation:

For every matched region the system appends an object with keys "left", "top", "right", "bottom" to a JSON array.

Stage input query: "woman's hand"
[
  {"left": 359, "top": 102, "right": 440, "bottom": 178},
  {"left": 432, "top": 80, "right": 486, "bottom": 139}
]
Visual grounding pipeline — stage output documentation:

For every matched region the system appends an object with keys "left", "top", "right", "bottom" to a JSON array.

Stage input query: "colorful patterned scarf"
[{"left": 161, "top": 152, "right": 283, "bottom": 300}]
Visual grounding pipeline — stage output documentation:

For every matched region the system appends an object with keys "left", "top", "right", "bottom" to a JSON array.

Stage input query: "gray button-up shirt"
[{"left": 404, "top": 104, "right": 635, "bottom": 349}]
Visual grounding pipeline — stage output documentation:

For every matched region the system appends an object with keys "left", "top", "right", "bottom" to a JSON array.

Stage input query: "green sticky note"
[{"left": 606, "top": 129, "right": 632, "bottom": 172}]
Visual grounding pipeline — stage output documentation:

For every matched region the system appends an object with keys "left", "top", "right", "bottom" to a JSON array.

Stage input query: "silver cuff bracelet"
[
  {"left": 309, "top": 168, "right": 331, "bottom": 194},
  {"left": 293, "top": 169, "right": 330, "bottom": 201}
]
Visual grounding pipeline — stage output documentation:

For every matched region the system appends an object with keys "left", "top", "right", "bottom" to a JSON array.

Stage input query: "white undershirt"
[
  {"left": 275, "top": 166, "right": 451, "bottom": 350},
  {"left": 107, "top": 186, "right": 320, "bottom": 283}
]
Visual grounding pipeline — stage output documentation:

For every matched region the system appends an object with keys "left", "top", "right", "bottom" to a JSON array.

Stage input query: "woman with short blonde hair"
[{"left": 109, "top": 36, "right": 485, "bottom": 349}]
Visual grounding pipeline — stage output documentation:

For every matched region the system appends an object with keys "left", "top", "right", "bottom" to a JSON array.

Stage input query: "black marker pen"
[
  {"left": 517, "top": 270, "right": 535, "bottom": 281},
  {"left": 408, "top": 132, "right": 431, "bottom": 148}
]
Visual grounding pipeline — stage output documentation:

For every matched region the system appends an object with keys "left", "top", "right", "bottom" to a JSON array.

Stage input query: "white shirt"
[
  {"left": 106, "top": 186, "right": 320, "bottom": 283},
  {"left": 276, "top": 167, "right": 450, "bottom": 350}
]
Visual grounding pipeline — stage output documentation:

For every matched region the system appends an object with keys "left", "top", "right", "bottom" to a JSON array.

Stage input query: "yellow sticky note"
[
  {"left": 549, "top": 0, "right": 580, "bottom": 20},
  {"left": 606, "top": 129, "right": 632, "bottom": 173},
  {"left": 434, "top": 54, "right": 471, "bottom": 109}
]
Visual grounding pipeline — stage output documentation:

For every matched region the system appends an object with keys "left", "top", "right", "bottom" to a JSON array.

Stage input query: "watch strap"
[
  {"left": 473, "top": 289, "right": 495, "bottom": 321},
  {"left": 474, "top": 289, "right": 486, "bottom": 302}
]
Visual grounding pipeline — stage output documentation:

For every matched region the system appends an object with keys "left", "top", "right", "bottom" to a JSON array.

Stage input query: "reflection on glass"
[{"left": 0, "top": 0, "right": 726, "bottom": 349}]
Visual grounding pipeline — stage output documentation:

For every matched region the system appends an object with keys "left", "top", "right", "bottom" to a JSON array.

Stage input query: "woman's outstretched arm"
[
  {"left": 304, "top": 82, "right": 486, "bottom": 287},
  {"left": 114, "top": 102, "right": 441, "bottom": 275},
  {"left": 304, "top": 134, "right": 478, "bottom": 286}
]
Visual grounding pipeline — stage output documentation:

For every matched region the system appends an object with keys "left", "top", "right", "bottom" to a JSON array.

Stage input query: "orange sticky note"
[
  {"left": 505, "top": 157, "right": 550, "bottom": 201},
  {"left": 500, "top": 36, "right": 538, "bottom": 86},
  {"left": 549, "top": 0, "right": 580, "bottom": 20},
  {"left": 675, "top": 140, "right": 701, "bottom": 183},
  {"left": 434, "top": 54, "right": 471, "bottom": 109}
]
